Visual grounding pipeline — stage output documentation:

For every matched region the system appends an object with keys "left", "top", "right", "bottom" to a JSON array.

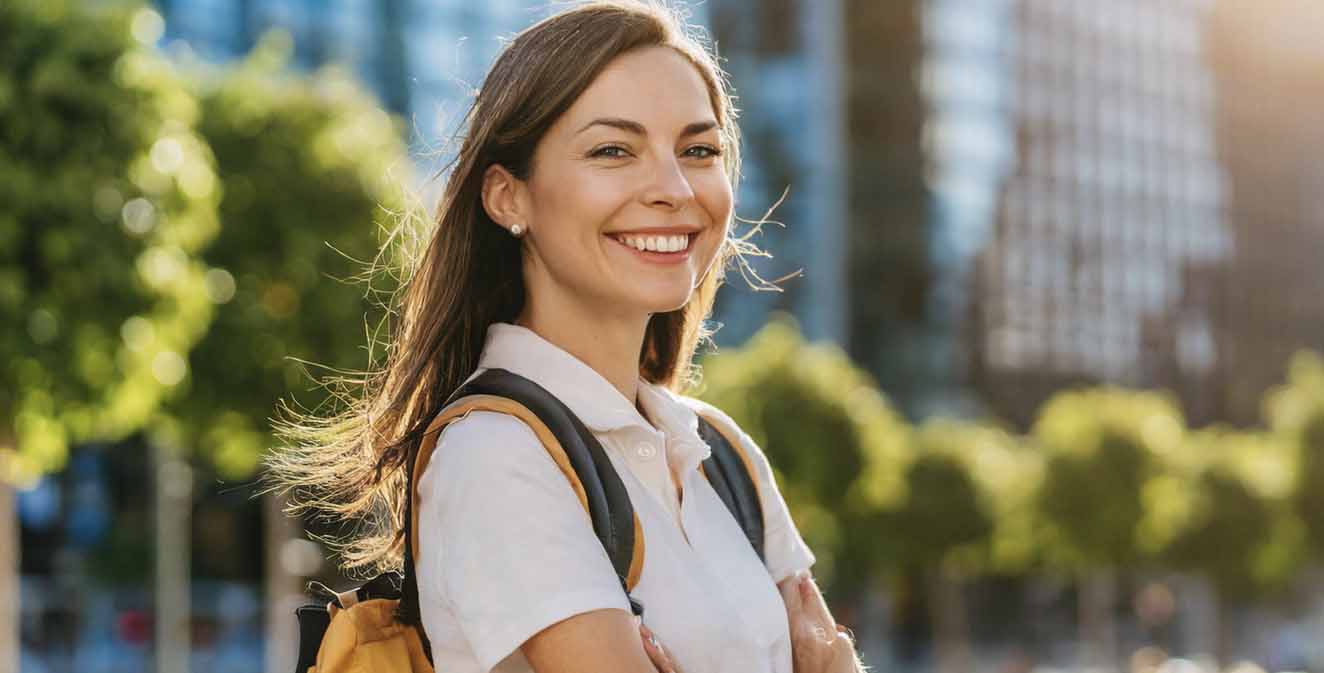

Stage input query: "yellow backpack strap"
[{"left": 409, "top": 394, "right": 646, "bottom": 592}]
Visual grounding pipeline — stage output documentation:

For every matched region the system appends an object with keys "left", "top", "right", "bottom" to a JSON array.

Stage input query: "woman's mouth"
[{"left": 605, "top": 232, "right": 696, "bottom": 265}]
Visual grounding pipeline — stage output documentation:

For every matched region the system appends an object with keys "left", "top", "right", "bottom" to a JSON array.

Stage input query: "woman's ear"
[{"left": 481, "top": 163, "right": 527, "bottom": 234}]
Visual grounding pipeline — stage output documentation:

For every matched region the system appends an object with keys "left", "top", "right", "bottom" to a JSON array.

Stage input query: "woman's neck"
[{"left": 514, "top": 303, "right": 650, "bottom": 410}]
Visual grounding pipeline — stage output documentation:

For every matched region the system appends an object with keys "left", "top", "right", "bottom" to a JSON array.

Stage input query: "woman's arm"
[
  {"left": 521, "top": 573, "right": 858, "bottom": 673},
  {"left": 522, "top": 608, "right": 682, "bottom": 673}
]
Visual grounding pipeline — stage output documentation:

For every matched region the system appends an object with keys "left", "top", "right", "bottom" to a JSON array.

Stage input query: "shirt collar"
[
  {"left": 473, "top": 322, "right": 712, "bottom": 474},
  {"left": 638, "top": 378, "right": 713, "bottom": 477}
]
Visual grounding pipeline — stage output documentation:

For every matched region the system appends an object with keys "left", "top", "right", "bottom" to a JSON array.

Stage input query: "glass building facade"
[
  {"left": 968, "top": 0, "right": 1233, "bottom": 425},
  {"left": 706, "top": 0, "right": 849, "bottom": 347},
  {"left": 915, "top": 0, "right": 1017, "bottom": 418},
  {"left": 155, "top": 0, "right": 562, "bottom": 146}
]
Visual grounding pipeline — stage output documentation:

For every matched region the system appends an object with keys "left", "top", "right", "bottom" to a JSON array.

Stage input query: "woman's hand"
[
  {"left": 636, "top": 616, "right": 685, "bottom": 673},
  {"left": 779, "top": 571, "right": 861, "bottom": 673}
]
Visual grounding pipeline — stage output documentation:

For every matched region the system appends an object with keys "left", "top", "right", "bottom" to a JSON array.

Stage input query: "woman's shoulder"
[
  {"left": 435, "top": 405, "right": 535, "bottom": 439},
  {"left": 671, "top": 394, "right": 769, "bottom": 462},
  {"left": 674, "top": 394, "right": 741, "bottom": 435},
  {"left": 677, "top": 392, "right": 730, "bottom": 423},
  {"left": 427, "top": 408, "right": 553, "bottom": 476}
]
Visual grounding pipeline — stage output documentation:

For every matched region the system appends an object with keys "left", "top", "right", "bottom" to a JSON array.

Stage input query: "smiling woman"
[{"left": 266, "top": 2, "right": 861, "bottom": 673}]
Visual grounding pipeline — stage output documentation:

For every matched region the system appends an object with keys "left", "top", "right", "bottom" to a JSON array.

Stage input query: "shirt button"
[{"left": 635, "top": 443, "right": 657, "bottom": 459}]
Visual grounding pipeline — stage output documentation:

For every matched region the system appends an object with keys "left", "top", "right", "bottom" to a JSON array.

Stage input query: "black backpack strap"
[
  {"left": 696, "top": 415, "right": 766, "bottom": 563},
  {"left": 402, "top": 367, "right": 646, "bottom": 640},
  {"left": 455, "top": 368, "right": 644, "bottom": 609},
  {"left": 293, "top": 603, "right": 331, "bottom": 673},
  {"left": 401, "top": 441, "right": 433, "bottom": 662}
]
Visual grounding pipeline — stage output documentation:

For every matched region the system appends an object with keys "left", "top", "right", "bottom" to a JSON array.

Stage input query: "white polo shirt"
[{"left": 415, "top": 321, "right": 817, "bottom": 673}]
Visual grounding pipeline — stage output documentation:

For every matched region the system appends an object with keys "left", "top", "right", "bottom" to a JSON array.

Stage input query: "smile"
[{"left": 605, "top": 232, "right": 696, "bottom": 264}]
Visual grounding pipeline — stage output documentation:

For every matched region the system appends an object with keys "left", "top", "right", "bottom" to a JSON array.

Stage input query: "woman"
[{"left": 272, "top": 2, "right": 865, "bottom": 672}]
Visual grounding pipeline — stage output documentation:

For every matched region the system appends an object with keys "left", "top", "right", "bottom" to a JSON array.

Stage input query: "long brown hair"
[{"left": 267, "top": 0, "right": 778, "bottom": 575}]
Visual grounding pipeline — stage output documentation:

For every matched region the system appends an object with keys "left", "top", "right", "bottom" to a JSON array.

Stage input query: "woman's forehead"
[{"left": 556, "top": 47, "right": 718, "bottom": 137}]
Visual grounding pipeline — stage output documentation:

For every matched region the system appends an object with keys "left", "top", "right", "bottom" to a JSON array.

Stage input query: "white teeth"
[{"left": 612, "top": 233, "right": 689, "bottom": 253}]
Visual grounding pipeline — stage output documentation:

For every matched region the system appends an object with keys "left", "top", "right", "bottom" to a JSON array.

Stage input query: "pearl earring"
[{"left": 510, "top": 223, "right": 524, "bottom": 237}]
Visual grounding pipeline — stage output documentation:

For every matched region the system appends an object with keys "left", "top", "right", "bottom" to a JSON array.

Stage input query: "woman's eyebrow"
[{"left": 575, "top": 117, "right": 719, "bottom": 138}]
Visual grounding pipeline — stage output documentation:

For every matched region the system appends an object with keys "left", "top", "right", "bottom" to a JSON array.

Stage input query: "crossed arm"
[{"left": 519, "top": 572, "right": 864, "bottom": 673}]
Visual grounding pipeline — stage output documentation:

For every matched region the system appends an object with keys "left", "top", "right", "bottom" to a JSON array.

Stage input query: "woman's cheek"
[{"left": 697, "top": 171, "right": 733, "bottom": 221}]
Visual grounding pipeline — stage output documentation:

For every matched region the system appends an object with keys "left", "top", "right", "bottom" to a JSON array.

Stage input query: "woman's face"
[{"left": 514, "top": 46, "right": 733, "bottom": 320}]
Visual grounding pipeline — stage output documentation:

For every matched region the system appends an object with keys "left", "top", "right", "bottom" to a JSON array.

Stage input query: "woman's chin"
[{"left": 625, "top": 288, "right": 693, "bottom": 316}]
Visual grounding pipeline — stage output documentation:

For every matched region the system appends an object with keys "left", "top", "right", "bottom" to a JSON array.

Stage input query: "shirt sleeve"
[
  {"left": 415, "top": 410, "right": 631, "bottom": 671},
  {"left": 736, "top": 422, "right": 818, "bottom": 584},
  {"left": 687, "top": 399, "right": 818, "bottom": 584}
]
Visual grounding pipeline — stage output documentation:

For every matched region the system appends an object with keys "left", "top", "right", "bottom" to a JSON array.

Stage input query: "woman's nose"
[{"left": 642, "top": 155, "right": 696, "bottom": 210}]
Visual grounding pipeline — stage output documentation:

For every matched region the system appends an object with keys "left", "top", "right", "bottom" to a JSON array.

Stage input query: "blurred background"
[{"left": 5, "top": 0, "right": 1324, "bottom": 671}]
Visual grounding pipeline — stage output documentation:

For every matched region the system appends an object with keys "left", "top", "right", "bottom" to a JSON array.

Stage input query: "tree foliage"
[
  {"left": 1265, "top": 352, "right": 1324, "bottom": 558},
  {"left": 1161, "top": 429, "right": 1303, "bottom": 599},
  {"left": 161, "top": 33, "right": 414, "bottom": 478},
  {"left": 879, "top": 435, "right": 989, "bottom": 574},
  {"left": 692, "top": 314, "right": 910, "bottom": 594},
  {"left": 1032, "top": 387, "right": 1188, "bottom": 570},
  {"left": 905, "top": 418, "right": 1043, "bottom": 575},
  {"left": 0, "top": 0, "right": 218, "bottom": 482}
]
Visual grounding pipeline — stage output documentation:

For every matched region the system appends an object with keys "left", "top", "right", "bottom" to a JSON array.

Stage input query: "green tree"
[
  {"left": 691, "top": 313, "right": 911, "bottom": 598},
  {"left": 0, "top": 0, "right": 218, "bottom": 480},
  {"left": 0, "top": 1, "right": 219, "bottom": 667},
  {"left": 163, "top": 32, "right": 414, "bottom": 479},
  {"left": 178, "top": 36, "right": 415, "bottom": 672},
  {"left": 1033, "top": 387, "right": 1189, "bottom": 567},
  {"left": 1265, "top": 351, "right": 1324, "bottom": 559},
  {"left": 884, "top": 421, "right": 993, "bottom": 673},
  {"left": 890, "top": 419, "right": 1042, "bottom": 574},
  {"left": 1163, "top": 429, "right": 1302, "bottom": 597},
  {"left": 882, "top": 419, "right": 1041, "bottom": 673},
  {"left": 1031, "top": 387, "right": 1189, "bottom": 668},
  {"left": 1160, "top": 428, "right": 1304, "bottom": 666}
]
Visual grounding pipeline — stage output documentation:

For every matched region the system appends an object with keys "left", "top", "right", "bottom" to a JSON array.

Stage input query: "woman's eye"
[
  {"left": 685, "top": 145, "right": 722, "bottom": 159},
  {"left": 590, "top": 145, "right": 722, "bottom": 160},
  {"left": 590, "top": 145, "right": 630, "bottom": 159}
]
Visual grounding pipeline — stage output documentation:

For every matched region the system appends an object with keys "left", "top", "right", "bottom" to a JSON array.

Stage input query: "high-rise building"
[
  {"left": 1206, "top": 0, "right": 1324, "bottom": 425},
  {"left": 703, "top": 0, "right": 851, "bottom": 347},
  {"left": 848, "top": 0, "right": 1323, "bottom": 428},
  {"left": 911, "top": 0, "right": 1018, "bottom": 418},
  {"left": 155, "top": 0, "right": 547, "bottom": 146},
  {"left": 838, "top": 0, "right": 934, "bottom": 415},
  {"left": 968, "top": 0, "right": 1234, "bottom": 426},
  {"left": 703, "top": 0, "right": 1008, "bottom": 422},
  {"left": 710, "top": 0, "right": 1009, "bottom": 421}
]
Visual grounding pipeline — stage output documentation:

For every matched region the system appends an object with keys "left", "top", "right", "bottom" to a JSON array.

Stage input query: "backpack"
[{"left": 292, "top": 367, "right": 767, "bottom": 673}]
